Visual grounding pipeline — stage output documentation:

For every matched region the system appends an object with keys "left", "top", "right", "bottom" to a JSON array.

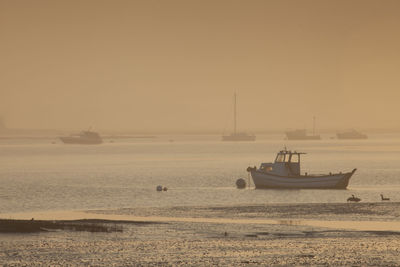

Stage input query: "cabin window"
[
  {"left": 260, "top": 166, "right": 272, "bottom": 172},
  {"left": 290, "top": 154, "right": 299, "bottom": 163},
  {"left": 276, "top": 154, "right": 284, "bottom": 162}
]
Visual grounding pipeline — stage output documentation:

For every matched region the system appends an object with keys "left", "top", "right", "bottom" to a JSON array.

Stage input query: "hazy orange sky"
[{"left": 1, "top": 0, "right": 400, "bottom": 133}]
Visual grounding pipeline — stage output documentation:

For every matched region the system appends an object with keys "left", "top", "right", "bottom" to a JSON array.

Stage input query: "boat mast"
[
  {"left": 234, "top": 92, "right": 237, "bottom": 135},
  {"left": 313, "top": 116, "right": 316, "bottom": 136}
]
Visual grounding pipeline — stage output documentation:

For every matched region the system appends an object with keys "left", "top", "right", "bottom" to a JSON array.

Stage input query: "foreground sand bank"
[{"left": 1, "top": 202, "right": 400, "bottom": 266}]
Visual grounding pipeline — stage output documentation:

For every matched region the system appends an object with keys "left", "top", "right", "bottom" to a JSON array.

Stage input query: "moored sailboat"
[
  {"left": 222, "top": 93, "right": 255, "bottom": 141},
  {"left": 285, "top": 116, "right": 320, "bottom": 140}
]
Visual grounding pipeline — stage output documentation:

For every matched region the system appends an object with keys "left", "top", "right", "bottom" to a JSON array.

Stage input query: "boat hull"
[
  {"left": 222, "top": 135, "right": 256, "bottom": 141},
  {"left": 286, "top": 135, "right": 321, "bottom": 140},
  {"left": 336, "top": 133, "right": 367, "bottom": 139},
  {"left": 59, "top": 137, "right": 102, "bottom": 145},
  {"left": 285, "top": 129, "right": 321, "bottom": 140},
  {"left": 250, "top": 169, "right": 356, "bottom": 189}
]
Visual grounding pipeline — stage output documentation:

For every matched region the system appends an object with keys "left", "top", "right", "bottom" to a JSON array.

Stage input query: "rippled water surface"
[{"left": 1, "top": 134, "right": 400, "bottom": 213}]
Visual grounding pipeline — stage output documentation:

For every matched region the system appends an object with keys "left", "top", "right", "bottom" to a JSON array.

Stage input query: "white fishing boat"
[{"left": 247, "top": 149, "right": 356, "bottom": 189}]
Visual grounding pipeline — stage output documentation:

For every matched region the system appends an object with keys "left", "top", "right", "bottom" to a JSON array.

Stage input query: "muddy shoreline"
[
  {"left": 1, "top": 202, "right": 400, "bottom": 266},
  {"left": 92, "top": 201, "right": 400, "bottom": 221}
]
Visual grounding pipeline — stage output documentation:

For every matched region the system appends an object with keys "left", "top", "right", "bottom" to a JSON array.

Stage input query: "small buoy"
[
  {"left": 156, "top": 185, "right": 163, "bottom": 191},
  {"left": 236, "top": 178, "right": 246, "bottom": 189},
  {"left": 163, "top": 187, "right": 168, "bottom": 191}
]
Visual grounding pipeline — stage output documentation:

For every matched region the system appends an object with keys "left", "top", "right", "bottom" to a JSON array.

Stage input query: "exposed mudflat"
[
  {"left": 1, "top": 202, "right": 400, "bottom": 266},
  {"left": 93, "top": 201, "right": 400, "bottom": 221}
]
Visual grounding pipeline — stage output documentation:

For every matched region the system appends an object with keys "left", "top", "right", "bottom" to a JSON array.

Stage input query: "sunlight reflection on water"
[{"left": 1, "top": 134, "right": 400, "bottom": 213}]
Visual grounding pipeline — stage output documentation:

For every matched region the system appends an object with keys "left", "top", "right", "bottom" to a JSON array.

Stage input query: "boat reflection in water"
[
  {"left": 59, "top": 130, "right": 103, "bottom": 145},
  {"left": 247, "top": 149, "right": 356, "bottom": 189}
]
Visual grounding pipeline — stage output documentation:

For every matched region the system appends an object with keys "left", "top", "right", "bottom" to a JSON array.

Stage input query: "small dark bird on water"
[
  {"left": 380, "top": 194, "right": 390, "bottom": 201},
  {"left": 347, "top": 194, "right": 361, "bottom": 202}
]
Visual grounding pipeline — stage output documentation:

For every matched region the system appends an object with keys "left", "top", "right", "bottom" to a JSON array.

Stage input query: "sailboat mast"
[
  {"left": 234, "top": 92, "right": 237, "bottom": 135},
  {"left": 313, "top": 116, "right": 316, "bottom": 136}
]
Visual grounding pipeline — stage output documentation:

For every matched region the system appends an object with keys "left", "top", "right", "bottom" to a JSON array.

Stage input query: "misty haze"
[
  {"left": 1, "top": 0, "right": 400, "bottom": 133},
  {"left": 1, "top": 0, "right": 400, "bottom": 266}
]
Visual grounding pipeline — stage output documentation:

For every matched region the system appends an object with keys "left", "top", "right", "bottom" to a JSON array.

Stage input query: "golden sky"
[{"left": 1, "top": 0, "right": 400, "bottom": 132}]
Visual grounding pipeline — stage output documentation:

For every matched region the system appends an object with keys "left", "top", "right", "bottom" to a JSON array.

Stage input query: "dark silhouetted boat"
[
  {"left": 337, "top": 130, "right": 367, "bottom": 140},
  {"left": 222, "top": 93, "right": 255, "bottom": 141},
  {"left": 60, "top": 130, "right": 103, "bottom": 144},
  {"left": 285, "top": 116, "right": 320, "bottom": 140},
  {"left": 222, "top": 132, "right": 256, "bottom": 141},
  {"left": 247, "top": 149, "right": 356, "bottom": 189},
  {"left": 285, "top": 129, "right": 321, "bottom": 140}
]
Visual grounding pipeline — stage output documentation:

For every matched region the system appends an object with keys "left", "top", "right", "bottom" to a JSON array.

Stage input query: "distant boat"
[
  {"left": 247, "top": 149, "right": 356, "bottom": 189},
  {"left": 337, "top": 130, "right": 367, "bottom": 140},
  {"left": 285, "top": 129, "right": 321, "bottom": 140},
  {"left": 222, "top": 132, "right": 256, "bottom": 141},
  {"left": 222, "top": 93, "right": 255, "bottom": 141},
  {"left": 59, "top": 130, "right": 103, "bottom": 144},
  {"left": 285, "top": 116, "right": 320, "bottom": 140}
]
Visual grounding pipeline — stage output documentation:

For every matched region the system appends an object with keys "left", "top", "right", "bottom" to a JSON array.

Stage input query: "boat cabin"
[
  {"left": 259, "top": 150, "right": 305, "bottom": 176},
  {"left": 80, "top": 131, "right": 101, "bottom": 139}
]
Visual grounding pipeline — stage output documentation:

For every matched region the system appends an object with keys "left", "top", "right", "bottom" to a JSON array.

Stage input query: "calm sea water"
[{"left": 1, "top": 134, "right": 400, "bottom": 213}]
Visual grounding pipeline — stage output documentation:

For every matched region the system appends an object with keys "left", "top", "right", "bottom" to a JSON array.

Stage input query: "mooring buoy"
[{"left": 236, "top": 178, "right": 246, "bottom": 189}]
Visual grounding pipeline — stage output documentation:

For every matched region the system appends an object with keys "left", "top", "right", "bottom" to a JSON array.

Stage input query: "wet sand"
[{"left": 1, "top": 202, "right": 400, "bottom": 266}]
